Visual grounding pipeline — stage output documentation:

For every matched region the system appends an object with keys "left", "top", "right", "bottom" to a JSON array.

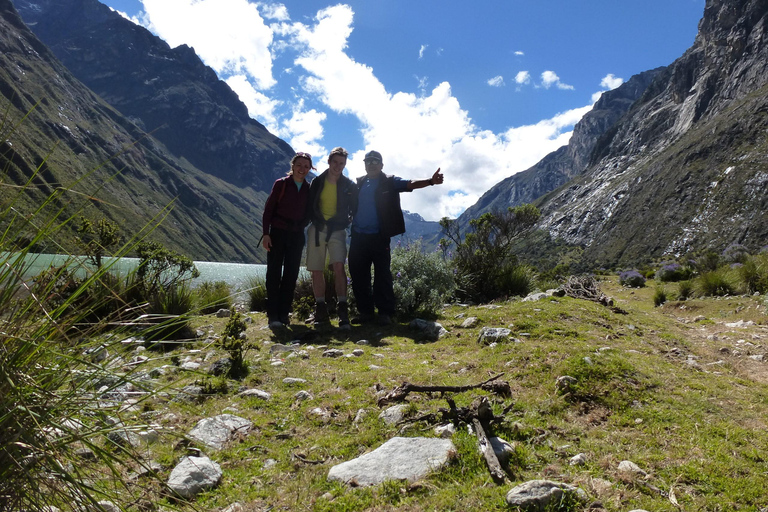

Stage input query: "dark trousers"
[
  {"left": 265, "top": 227, "right": 305, "bottom": 320},
  {"left": 348, "top": 231, "right": 395, "bottom": 316}
]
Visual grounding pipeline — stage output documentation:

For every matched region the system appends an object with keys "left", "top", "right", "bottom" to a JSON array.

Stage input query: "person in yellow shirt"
[{"left": 306, "top": 147, "right": 356, "bottom": 328}]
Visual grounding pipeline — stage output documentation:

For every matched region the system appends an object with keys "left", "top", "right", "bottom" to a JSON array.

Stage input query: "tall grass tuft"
[
  {"left": 196, "top": 280, "right": 233, "bottom": 314},
  {"left": 0, "top": 106, "right": 176, "bottom": 510},
  {"left": 244, "top": 274, "right": 267, "bottom": 312},
  {"left": 698, "top": 270, "right": 735, "bottom": 297}
]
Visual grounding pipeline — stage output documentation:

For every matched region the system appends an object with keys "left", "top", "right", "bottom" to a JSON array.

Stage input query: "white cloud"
[
  {"left": 139, "top": 2, "right": 598, "bottom": 220},
  {"left": 514, "top": 50, "right": 525, "bottom": 56},
  {"left": 257, "top": 2, "right": 289, "bottom": 21},
  {"left": 282, "top": 6, "right": 593, "bottom": 219},
  {"left": 541, "top": 70, "right": 574, "bottom": 90},
  {"left": 419, "top": 44, "right": 428, "bottom": 59},
  {"left": 600, "top": 73, "right": 624, "bottom": 90},
  {"left": 487, "top": 76, "right": 505, "bottom": 87},
  {"left": 140, "top": 0, "right": 276, "bottom": 88},
  {"left": 515, "top": 71, "right": 531, "bottom": 85}
]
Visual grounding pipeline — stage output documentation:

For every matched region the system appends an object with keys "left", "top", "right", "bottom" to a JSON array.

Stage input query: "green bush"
[
  {"left": 737, "top": 255, "right": 768, "bottom": 294},
  {"left": 440, "top": 205, "right": 540, "bottom": 303},
  {"left": 391, "top": 240, "right": 456, "bottom": 318},
  {"left": 677, "top": 280, "right": 694, "bottom": 300},
  {"left": 653, "top": 285, "right": 667, "bottom": 307},
  {"left": 197, "top": 280, "right": 232, "bottom": 314},
  {"left": 244, "top": 274, "right": 268, "bottom": 312},
  {"left": 698, "top": 270, "right": 735, "bottom": 297}
]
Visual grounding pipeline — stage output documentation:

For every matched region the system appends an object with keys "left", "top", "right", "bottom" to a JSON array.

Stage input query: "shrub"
[
  {"left": 677, "top": 280, "right": 694, "bottom": 300},
  {"left": 244, "top": 274, "right": 267, "bottom": 311},
  {"left": 698, "top": 270, "right": 734, "bottom": 297},
  {"left": 722, "top": 243, "right": 750, "bottom": 264},
  {"left": 219, "top": 310, "right": 249, "bottom": 379},
  {"left": 619, "top": 269, "right": 646, "bottom": 288},
  {"left": 440, "top": 205, "right": 540, "bottom": 303},
  {"left": 653, "top": 286, "right": 667, "bottom": 307},
  {"left": 197, "top": 280, "right": 232, "bottom": 314},
  {"left": 737, "top": 255, "right": 768, "bottom": 294},
  {"left": 391, "top": 240, "right": 456, "bottom": 318},
  {"left": 656, "top": 261, "right": 693, "bottom": 282}
]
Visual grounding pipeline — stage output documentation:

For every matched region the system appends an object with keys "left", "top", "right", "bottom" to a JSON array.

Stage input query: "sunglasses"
[{"left": 295, "top": 152, "right": 312, "bottom": 159}]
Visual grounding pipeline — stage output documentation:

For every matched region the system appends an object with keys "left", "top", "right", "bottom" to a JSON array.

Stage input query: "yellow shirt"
[{"left": 320, "top": 181, "right": 337, "bottom": 221}]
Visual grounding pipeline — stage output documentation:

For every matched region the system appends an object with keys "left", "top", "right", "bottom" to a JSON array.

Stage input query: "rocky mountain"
[
  {"left": 458, "top": 69, "right": 662, "bottom": 226},
  {"left": 536, "top": 0, "right": 768, "bottom": 268},
  {"left": 11, "top": 0, "right": 293, "bottom": 192},
  {"left": 0, "top": 0, "right": 271, "bottom": 263},
  {"left": 460, "top": 0, "right": 768, "bottom": 270}
]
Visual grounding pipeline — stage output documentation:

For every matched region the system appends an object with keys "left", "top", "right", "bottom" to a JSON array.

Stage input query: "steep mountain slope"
[
  {"left": 0, "top": 0, "right": 270, "bottom": 263},
  {"left": 537, "top": 0, "right": 768, "bottom": 267},
  {"left": 12, "top": 0, "right": 293, "bottom": 191},
  {"left": 459, "top": 69, "right": 662, "bottom": 225}
]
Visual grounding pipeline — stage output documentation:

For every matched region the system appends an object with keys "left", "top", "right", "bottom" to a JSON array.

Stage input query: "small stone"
[
  {"left": 323, "top": 349, "right": 344, "bottom": 358},
  {"left": 283, "top": 377, "right": 307, "bottom": 385}
]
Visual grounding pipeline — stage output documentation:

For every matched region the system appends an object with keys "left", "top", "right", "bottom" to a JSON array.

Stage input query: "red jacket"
[{"left": 262, "top": 176, "right": 310, "bottom": 233}]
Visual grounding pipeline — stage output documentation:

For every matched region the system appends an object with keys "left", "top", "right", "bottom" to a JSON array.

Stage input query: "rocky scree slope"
[
  {"left": 458, "top": 68, "right": 662, "bottom": 230},
  {"left": 536, "top": 0, "right": 768, "bottom": 267}
]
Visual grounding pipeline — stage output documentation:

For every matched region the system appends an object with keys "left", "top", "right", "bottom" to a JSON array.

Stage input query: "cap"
[{"left": 364, "top": 150, "right": 383, "bottom": 162}]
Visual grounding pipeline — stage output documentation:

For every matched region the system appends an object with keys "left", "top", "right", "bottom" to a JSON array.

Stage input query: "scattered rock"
[
  {"left": 505, "top": 480, "right": 586, "bottom": 510},
  {"left": 327, "top": 436, "right": 456, "bottom": 486},
  {"left": 435, "top": 423, "right": 456, "bottom": 438},
  {"left": 323, "top": 349, "right": 344, "bottom": 358},
  {"left": 460, "top": 317, "right": 479, "bottom": 328},
  {"left": 167, "top": 456, "right": 222, "bottom": 499},
  {"left": 618, "top": 460, "right": 647, "bottom": 477},
  {"left": 216, "top": 309, "right": 231, "bottom": 318},
  {"left": 283, "top": 377, "right": 307, "bottom": 385},
  {"left": 569, "top": 453, "right": 587, "bottom": 466},
  {"left": 379, "top": 404, "right": 410, "bottom": 425},
  {"left": 187, "top": 414, "right": 252, "bottom": 451},
  {"left": 237, "top": 388, "right": 271, "bottom": 400},
  {"left": 555, "top": 375, "right": 577, "bottom": 393},
  {"left": 477, "top": 327, "right": 512, "bottom": 345},
  {"left": 409, "top": 319, "right": 448, "bottom": 340}
]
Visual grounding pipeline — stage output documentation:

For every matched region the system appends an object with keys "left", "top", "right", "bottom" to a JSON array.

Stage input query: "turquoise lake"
[{"left": 12, "top": 253, "right": 308, "bottom": 291}]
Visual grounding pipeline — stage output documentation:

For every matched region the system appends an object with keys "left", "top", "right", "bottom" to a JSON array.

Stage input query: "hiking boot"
[
  {"left": 309, "top": 302, "right": 329, "bottom": 326},
  {"left": 337, "top": 301, "right": 350, "bottom": 329},
  {"left": 268, "top": 318, "right": 283, "bottom": 329},
  {"left": 279, "top": 313, "right": 290, "bottom": 326},
  {"left": 351, "top": 312, "right": 375, "bottom": 324}
]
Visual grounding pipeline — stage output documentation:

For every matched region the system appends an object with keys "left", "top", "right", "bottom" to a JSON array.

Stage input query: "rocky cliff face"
[
  {"left": 12, "top": 0, "right": 293, "bottom": 191},
  {"left": 536, "top": 0, "right": 768, "bottom": 267},
  {"left": 0, "top": 0, "right": 270, "bottom": 262},
  {"left": 458, "top": 69, "right": 662, "bottom": 226}
]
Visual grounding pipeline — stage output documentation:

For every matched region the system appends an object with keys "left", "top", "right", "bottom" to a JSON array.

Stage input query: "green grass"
[{"left": 7, "top": 274, "right": 768, "bottom": 511}]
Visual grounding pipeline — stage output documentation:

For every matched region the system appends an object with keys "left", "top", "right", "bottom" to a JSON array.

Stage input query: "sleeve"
[
  {"left": 262, "top": 179, "right": 281, "bottom": 234},
  {"left": 393, "top": 176, "right": 411, "bottom": 193}
]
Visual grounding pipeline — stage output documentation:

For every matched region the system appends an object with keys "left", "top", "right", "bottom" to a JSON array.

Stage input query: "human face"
[
  {"left": 364, "top": 159, "right": 383, "bottom": 178},
  {"left": 292, "top": 157, "right": 311, "bottom": 181},
  {"left": 328, "top": 154, "right": 347, "bottom": 179}
]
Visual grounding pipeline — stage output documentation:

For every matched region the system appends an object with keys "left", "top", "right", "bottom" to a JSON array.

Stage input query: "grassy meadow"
[{"left": 63, "top": 277, "right": 768, "bottom": 512}]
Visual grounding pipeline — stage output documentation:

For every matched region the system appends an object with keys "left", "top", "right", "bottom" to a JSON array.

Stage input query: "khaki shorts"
[{"left": 306, "top": 225, "right": 348, "bottom": 271}]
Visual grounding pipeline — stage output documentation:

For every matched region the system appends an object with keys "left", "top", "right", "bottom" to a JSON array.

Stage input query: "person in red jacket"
[{"left": 262, "top": 152, "right": 313, "bottom": 328}]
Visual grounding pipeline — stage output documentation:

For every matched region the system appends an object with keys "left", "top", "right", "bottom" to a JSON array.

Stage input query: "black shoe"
[
  {"left": 377, "top": 314, "right": 393, "bottom": 325},
  {"left": 308, "top": 302, "right": 329, "bottom": 326},
  {"left": 279, "top": 314, "right": 290, "bottom": 326},
  {"left": 338, "top": 301, "right": 350, "bottom": 328},
  {"left": 351, "top": 312, "right": 375, "bottom": 324}
]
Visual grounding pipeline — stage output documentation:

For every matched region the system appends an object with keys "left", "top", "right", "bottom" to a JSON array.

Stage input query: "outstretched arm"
[{"left": 407, "top": 168, "right": 444, "bottom": 190}]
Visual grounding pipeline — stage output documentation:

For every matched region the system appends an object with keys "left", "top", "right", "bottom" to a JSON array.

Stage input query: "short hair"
[{"left": 328, "top": 147, "right": 348, "bottom": 161}]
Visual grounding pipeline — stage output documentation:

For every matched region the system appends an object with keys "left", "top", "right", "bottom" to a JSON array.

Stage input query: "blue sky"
[{"left": 103, "top": 0, "right": 704, "bottom": 220}]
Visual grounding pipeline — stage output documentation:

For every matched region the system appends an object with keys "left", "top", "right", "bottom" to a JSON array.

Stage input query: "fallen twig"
[{"left": 377, "top": 373, "right": 507, "bottom": 407}]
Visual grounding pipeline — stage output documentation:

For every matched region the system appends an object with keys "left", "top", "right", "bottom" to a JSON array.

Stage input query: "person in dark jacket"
[
  {"left": 305, "top": 147, "right": 355, "bottom": 328},
  {"left": 349, "top": 150, "right": 444, "bottom": 325},
  {"left": 262, "top": 152, "right": 313, "bottom": 328}
]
